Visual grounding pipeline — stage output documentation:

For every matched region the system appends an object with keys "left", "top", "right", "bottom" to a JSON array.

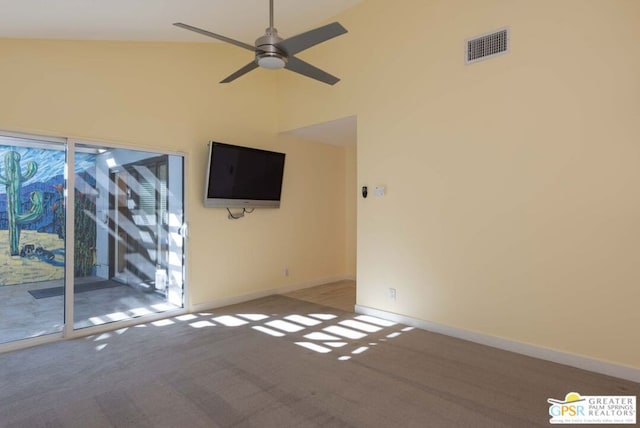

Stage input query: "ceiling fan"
[{"left": 173, "top": 0, "right": 347, "bottom": 85}]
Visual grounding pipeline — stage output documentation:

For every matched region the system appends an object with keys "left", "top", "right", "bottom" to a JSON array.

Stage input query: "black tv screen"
[{"left": 204, "top": 142, "right": 286, "bottom": 208}]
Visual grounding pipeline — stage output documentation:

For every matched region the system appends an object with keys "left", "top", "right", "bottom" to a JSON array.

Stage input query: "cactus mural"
[
  {"left": 74, "top": 195, "right": 96, "bottom": 277},
  {"left": 0, "top": 151, "right": 44, "bottom": 256},
  {"left": 52, "top": 183, "right": 65, "bottom": 239}
]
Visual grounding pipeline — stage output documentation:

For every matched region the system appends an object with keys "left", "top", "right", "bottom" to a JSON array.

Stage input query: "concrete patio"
[{"left": 0, "top": 276, "right": 180, "bottom": 344}]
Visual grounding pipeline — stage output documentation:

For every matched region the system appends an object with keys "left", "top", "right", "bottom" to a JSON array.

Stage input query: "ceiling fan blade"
[
  {"left": 220, "top": 61, "right": 259, "bottom": 83},
  {"left": 277, "top": 22, "right": 347, "bottom": 56},
  {"left": 285, "top": 56, "right": 340, "bottom": 85},
  {"left": 173, "top": 23, "right": 255, "bottom": 52}
]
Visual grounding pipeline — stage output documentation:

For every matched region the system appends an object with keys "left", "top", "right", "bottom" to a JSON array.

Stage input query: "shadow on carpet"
[{"left": 28, "top": 280, "right": 121, "bottom": 299}]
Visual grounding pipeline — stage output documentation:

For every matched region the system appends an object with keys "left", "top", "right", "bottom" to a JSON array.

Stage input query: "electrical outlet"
[{"left": 388, "top": 287, "right": 396, "bottom": 300}]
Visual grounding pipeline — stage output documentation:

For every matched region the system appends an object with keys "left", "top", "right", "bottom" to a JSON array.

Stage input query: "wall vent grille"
[{"left": 466, "top": 28, "right": 509, "bottom": 64}]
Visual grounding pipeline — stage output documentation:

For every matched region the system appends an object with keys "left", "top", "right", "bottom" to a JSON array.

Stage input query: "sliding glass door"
[
  {"left": 73, "top": 143, "right": 185, "bottom": 329},
  {"left": 0, "top": 135, "right": 66, "bottom": 344},
  {"left": 0, "top": 133, "right": 186, "bottom": 346}
]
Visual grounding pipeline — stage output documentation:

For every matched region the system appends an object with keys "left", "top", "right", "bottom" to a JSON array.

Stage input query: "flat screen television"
[{"left": 204, "top": 141, "right": 286, "bottom": 208}]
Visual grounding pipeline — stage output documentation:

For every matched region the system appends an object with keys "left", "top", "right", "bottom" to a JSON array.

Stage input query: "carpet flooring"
[{"left": 0, "top": 294, "right": 637, "bottom": 427}]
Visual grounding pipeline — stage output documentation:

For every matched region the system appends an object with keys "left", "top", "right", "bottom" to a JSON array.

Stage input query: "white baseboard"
[
  {"left": 190, "top": 275, "right": 353, "bottom": 313},
  {"left": 355, "top": 304, "right": 640, "bottom": 383}
]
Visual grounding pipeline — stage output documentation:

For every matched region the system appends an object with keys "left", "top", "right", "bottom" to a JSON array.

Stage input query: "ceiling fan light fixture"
[
  {"left": 173, "top": 0, "right": 347, "bottom": 84},
  {"left": 257, "top": 55, "right": 286, "bottom": 69}
]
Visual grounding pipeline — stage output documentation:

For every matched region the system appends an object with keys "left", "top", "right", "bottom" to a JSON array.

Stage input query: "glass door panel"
[
  {"left": 73, "top": 144, "right": 184, "bottom": 329},
  {"left": 0, "top": 135, "right": 66, "bottom": 344}
]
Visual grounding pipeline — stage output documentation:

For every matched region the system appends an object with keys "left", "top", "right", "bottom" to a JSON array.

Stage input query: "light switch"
[{"left": 374, "top": 186, "right": 386, "bottom": 197}]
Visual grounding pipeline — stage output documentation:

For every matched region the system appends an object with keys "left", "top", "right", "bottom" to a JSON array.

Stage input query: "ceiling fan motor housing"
[{"left": 255, "top": 28, "right": 287, "bottom": 69}]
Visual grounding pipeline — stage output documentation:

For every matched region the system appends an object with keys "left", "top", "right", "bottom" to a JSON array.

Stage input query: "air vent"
[{"left": 466, "top": 28, "right": 509, "bottom": 64}]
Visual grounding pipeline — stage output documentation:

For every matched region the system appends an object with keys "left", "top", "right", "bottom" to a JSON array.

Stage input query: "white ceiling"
[{"left": 0, "top": 0, "right": 362, "bottom": 43}]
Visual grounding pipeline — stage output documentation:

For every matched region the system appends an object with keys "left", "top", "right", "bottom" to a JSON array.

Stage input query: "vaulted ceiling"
[{"left": 0, "top": 0, "right": 363, "bottom": 43}]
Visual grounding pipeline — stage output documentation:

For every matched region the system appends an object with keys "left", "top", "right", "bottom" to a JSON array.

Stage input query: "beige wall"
[
  {"left": 0, "top": 38, "right": 349, "bottom": 307},
  {"left": 345, "top": 144, "right": 357, "bottom": 277},
  {"left": 277, "top": 0, "right": 640, "bottom": 369}
]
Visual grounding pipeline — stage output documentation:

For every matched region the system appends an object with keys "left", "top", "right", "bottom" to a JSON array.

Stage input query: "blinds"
[{"left": 134, "top": 162, "right": 167, "bottom": 227}]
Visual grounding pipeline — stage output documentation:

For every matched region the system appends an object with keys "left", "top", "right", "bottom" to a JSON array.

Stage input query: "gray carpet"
[{"left": 0, "top": 295, "right": 637, "bottom": 427}]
